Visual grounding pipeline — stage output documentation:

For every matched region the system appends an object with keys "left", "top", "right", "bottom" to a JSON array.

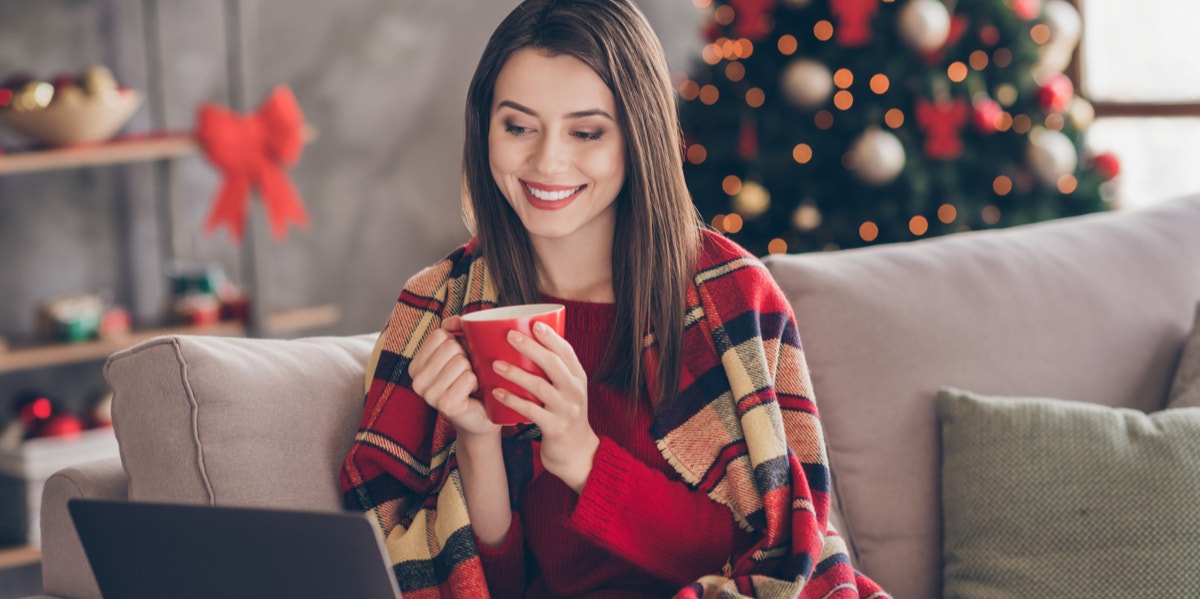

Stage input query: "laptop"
[{"left": 68, "top": 498, "right": 402, "bottom": 599}]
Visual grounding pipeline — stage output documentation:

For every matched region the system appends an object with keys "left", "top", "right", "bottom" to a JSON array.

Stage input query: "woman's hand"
[
  {"left": 491, "top": 321, "right": 600, "bottom": 493},
  {"left": 408, "top": 316, "right": 500, "bottom": 439}
]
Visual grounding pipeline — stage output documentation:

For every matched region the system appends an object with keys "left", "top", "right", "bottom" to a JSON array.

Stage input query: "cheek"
[
  {"left": 582, "top": 144, "right": 626, "bottom": 189},
  {"left": 488, "top": 130, "right": 519, "bottom": 182}
]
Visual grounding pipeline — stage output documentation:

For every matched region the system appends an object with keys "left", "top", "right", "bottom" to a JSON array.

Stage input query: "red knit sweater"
[{"left": 475, "top": 296, "right": 754, "bottom": 598}]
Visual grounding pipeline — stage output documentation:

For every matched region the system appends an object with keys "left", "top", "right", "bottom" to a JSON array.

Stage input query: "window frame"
[{"left": 1067, "top": 0, "right": 1200, "bottom": 118}]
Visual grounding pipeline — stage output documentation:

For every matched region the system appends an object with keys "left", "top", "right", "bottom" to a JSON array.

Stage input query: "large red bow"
[{"left": 196, "top": 85, "right": 310, "bottom": 242}]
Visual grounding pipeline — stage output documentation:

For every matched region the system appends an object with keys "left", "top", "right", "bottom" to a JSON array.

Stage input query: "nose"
[{"left": 533, "top": 132, "right": 570, "bottom": 177}]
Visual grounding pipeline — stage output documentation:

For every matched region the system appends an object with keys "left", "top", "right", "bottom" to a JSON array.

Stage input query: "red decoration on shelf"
[
  {"left": 915, "top": 97, "right": 969, "bottom": 160},
  {"left": 922, "top": 15, "right": 970, "bottom": 64},
  {"left": 1092, "top": 152, "right": 1121, "bottom": 180},
  {"left": 829, "top": 0, "right": 879, "bottom": 47},
  {"left": 1037, "top": 74, "right": 1074, "bottom": 113},
  {"left": 18, "top": 396, "right": 53, "bottom": 431},
  {"left": 40, "top": 413, "right": 84, "bottom": 438},
  {"left": 729, "top": 0, "right": 777, "bottom": 41},
  {"left": 971, "top": 97, "right": 1003, "bottom": 134},
  {"left": 196, "top": 85, "right": 310, "bottom": 243}
]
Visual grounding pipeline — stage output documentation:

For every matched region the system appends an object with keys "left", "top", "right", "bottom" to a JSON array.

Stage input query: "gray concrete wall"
[{"left": 0, "top": 1, "right": 700, "bottom": 413}]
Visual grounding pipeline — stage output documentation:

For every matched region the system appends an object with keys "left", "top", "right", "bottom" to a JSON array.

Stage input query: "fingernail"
[
  {"left": 534, "top": 322, "right": 548, "bottom": 334},
  {"left": 493, "top": 361, "right": 508, "bottom": 373},
  {"left": 493, "top": 387, "right": 506, "bottom": 399},
  {"left": 509, "top": 331, "right": 524, "bottom": 343}
]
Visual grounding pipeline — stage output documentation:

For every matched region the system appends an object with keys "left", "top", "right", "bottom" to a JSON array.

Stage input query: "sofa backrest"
[
  {"left": 763, "top": 194, "right": 1200, "bottom": 598},
  {"left": 103, "top": 334, "right": 377, "bottom": 511}
]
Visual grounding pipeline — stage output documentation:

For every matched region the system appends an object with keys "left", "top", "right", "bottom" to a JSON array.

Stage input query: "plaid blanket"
[{"left": 340, "top": 230, "right": 889, "bottom": 598}]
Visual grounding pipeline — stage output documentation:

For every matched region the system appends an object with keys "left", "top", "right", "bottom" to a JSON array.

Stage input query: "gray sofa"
[{"left": 29, "top": 193, "right": 1200, "bottom": 599}]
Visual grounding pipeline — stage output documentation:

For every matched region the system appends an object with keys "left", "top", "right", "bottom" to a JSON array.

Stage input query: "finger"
[
  {"left": 492, "top": 386, "right": 552, "bottom": 425},
  {"left": 531, "top": 321, "right": 585, "bottom": 379},
  {"left": 426, "top": 332, "right": 469, "bottom": 374},
  {"left": 506, "top": 329, "right": 575, "bottom": 386},
  {"left": 409, "top": 329, "right": 453, "bottom": 376},
  {"left": 442, "top": 315, "right": 463, "bottom": 333},
  {"left": 412, "top": 339, "right": 470, "bottom": 397},
  {"left": 492, "top": 360, "right": 559, "bottom": 408},
  {"left": 425, "top": 354, "right": 476, "bottom": 404},
  {"left": 437, "top": 368, "right": 482, "bottom": 417}
]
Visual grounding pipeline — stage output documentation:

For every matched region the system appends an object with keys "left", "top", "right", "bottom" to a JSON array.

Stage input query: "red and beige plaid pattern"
[{"left": 340, "top": 230, "right": 888, "bottom": 598}]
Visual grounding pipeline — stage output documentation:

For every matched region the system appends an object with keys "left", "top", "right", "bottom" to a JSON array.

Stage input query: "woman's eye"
[
  {"left": 574, "top": 130, "right": 603, "bottom": 141},
  {"left": 505, "top": 124, "right": 532, "bottom": 136}
]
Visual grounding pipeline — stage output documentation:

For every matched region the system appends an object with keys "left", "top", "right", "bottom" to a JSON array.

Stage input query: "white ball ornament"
[
  {"left": 781, "top": 59, "right": 834, "bottom": 110},
  {"left": 898, "top": 0, "right": 952, "bottom": 53},
  {"left": 851, "top": 128, "right": 906, "bottom": 186},
  {"left": 1026, "top": 127, "right": 1078, "bottom": 185},
  {"left": 1034, "top": 1, "right": 1082, "bottom": 77}
]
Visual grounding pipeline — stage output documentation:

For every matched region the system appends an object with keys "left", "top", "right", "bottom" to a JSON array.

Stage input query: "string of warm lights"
[{"left": 677, "top": 0, "right": 1115, "bottom": 255}]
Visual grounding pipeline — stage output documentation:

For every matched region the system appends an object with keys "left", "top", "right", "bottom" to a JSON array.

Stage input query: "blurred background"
[{"left": 0, "top": 0, "right": 1198, "bottom": 510}]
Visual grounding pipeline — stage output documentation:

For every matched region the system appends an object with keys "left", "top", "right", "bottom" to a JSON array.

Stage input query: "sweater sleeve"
[
  {"left": 475, "top": 515, "right": 526, "bottom": 598},
  {"left": 569, "top": 436, "right": 753, "bottom": 586}
]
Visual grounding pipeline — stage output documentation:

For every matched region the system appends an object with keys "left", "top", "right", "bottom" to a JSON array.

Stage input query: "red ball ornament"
[
  {"left": 1092, "top": 152, "right": 1121, "bottom": 180},
  {"left": 1037, "top": 74, "right": 1074, "bottom": 113},
  {"left": 40, "top": 414, "right": 85, "bottom": 438},
  {"left": 738, "top": 120, "right": 759, "bottom": 160},
  {"left": 704, "top": 20, "right": 722, "bottom": 43},
  {"left": 972, "top": 97, "right": 1003, "bottom": 134},
  {"left": 1011, "top": 0, "right": 1042, "bottom": 20}
]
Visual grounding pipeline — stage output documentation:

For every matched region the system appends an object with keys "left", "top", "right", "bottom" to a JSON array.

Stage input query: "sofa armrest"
[{"left": 39, "top": 457, "right": 128, "bottom": 599}]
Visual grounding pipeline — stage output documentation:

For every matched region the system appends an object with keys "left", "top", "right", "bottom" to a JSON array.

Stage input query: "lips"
[{"left": 521, "top": 180, "right": 585, "bottom": 211}]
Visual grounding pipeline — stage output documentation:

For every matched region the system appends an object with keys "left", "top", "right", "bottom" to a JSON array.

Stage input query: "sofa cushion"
[
  {"left": 103, "top": 334, "right": 376, "bottom": 511},
  {"left": 937, "top": 387, "right": 1200, "bottom": 598},
  {"left": 1168, "top": 301, "right": 1200, "bottom": 409},
  {"left": 762, "top": 194, "right": 1200, "bottom": 598}
]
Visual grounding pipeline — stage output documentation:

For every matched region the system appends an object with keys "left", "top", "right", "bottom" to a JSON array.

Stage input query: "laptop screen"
[{"left": 69, "top": 499, "right": 401, "bottom": 599}]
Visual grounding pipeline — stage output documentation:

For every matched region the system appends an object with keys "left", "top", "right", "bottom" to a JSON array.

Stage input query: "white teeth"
[{"left": 525, "top": 183, "right": 582, "bottom": 201}]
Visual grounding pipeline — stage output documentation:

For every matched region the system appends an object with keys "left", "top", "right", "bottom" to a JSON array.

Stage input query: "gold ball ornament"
[
  {"left": 82, "top": 65, "right": 119, "bottom": 96},
  {"left": 50, "top": 84, "right": 86, "bottom": 108},
  {"left": 780, "top": 59, "right": 834, "bottom": 110},
  {"left": 792, "top": 202, "right": 822, "bottom": 231},
  {"left": 734, "top": 180, "right": 771, "bottom": 218},
  {"left": 1068, "top": 96, "right": 1095, "bottom": 129},
  {"left": 850, "top": 127, "right": 906, "bottom": 186},
  {"left": 13, "top": 81, "right": 54, "bottom": 112},
  {"left": 897, "top": 0, "right": 952, "bottom": 53}
]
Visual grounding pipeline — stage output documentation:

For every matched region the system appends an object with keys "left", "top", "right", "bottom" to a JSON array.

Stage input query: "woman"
[{"left": 340, "top": 1, "right": 888, "bottom": 597}]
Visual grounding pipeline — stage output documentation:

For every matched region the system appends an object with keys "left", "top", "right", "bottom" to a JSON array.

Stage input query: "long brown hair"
[{"left": 461, "top": 0, "right": 699, "bottom": 410}]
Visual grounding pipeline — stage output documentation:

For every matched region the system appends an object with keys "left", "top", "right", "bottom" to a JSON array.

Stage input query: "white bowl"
[{"left": 0, "top": 89, "right": 142, "bottom": 146}]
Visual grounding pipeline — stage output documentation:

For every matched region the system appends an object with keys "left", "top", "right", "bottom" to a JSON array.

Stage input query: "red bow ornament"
[
  {"left": 196, "top": 85, "right": 310, "bottom": 243},
  {"left": 915, "top": 96, "right": 969, "bottom": 160},
  {"left": 829, "top": 0, "right": 880, "bottom": 47}
]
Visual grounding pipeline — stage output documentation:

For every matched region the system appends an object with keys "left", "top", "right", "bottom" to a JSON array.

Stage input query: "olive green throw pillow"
[
  {"left": 937, "top": 388, "right": 1200, "bottom": 599},
  {"left": 1168, "top": 301, "right": 1200, "bottom": 409}
]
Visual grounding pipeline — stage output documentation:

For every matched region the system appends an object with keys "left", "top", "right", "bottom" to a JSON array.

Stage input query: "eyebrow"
[{"left": 496, "top": 100, "right": 615, "bottom": 122}]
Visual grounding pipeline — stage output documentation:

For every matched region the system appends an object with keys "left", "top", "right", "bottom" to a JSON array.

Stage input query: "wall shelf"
[
  {"left": 0, "top": 125, "right": 317, "bottom": 176},
  {"left": 0, "top": 303, "right": 340, "bottom": 375},
  {"left": 0, "top": 544, "right": 40, "bottom": 569},
  {"left": 0, "top": 321, "right": 245, "bottom": 375}
]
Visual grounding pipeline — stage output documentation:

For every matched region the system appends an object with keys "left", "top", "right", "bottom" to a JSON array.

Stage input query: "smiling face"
[{"left": 488, "top": 48, "right": 626, "bottom": 249}]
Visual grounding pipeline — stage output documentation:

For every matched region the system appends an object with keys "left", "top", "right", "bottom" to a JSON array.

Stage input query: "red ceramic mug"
[{"left": 455, "top": 303, "right": 565, "bottom": 425}]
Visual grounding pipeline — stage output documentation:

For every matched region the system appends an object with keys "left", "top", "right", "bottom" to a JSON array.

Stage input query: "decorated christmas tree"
[{"left": 679, "top": 0, "right": 1121, "bottom": 255}]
